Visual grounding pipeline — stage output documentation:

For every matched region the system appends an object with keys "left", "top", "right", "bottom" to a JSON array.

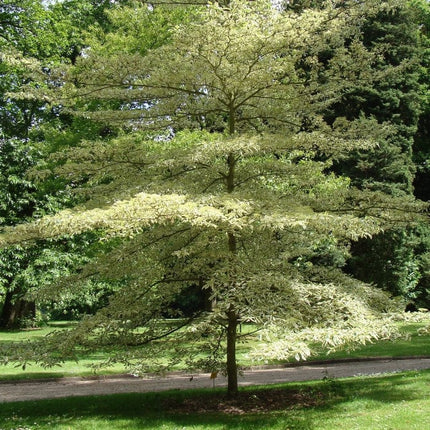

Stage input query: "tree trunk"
[
  {"left": 225, "top": 117, "right": 239, "bottom": 396},
  {"left": 226, "top": 309, "right": 239, "bottom": 397},
  {"left": 200, "top": 277, "right": 216, "bottom": 312},
  {"left": 226, "top": 231, "right": 239, "bottom": 396},
  {"left": 0, "top": 290, "right": 36, "bottom": 329}
]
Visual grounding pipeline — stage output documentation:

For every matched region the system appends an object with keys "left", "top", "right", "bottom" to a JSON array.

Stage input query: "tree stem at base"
[{"left": 226, "top": 309, "right": 239, "bottom": 397}]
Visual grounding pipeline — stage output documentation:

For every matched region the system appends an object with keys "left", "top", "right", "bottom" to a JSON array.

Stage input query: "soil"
[{"left": 162, "top": 387, "right": 325, "bottom": 415}]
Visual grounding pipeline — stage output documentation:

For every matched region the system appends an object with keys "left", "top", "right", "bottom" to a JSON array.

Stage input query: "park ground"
[
  {"left": 1, "top": 367, "right": 430, "bottom": 429},
  {"left": 1, "top": 319, "right": 430, "bottom": 429}
]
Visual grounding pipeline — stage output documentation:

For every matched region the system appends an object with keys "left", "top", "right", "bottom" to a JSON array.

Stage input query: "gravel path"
[{"left": 1, "top": 357, "right": 430, "bottom": 403}]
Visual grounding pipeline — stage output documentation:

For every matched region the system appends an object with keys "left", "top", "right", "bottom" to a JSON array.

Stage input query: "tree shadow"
[
  {"left": 329, "top": 370, "right": 429, "bottom": 404},
  {"left": 1, "top": 370, "right": 429, "bottom": 430}
]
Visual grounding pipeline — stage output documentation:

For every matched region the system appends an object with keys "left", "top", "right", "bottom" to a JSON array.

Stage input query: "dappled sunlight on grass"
[{"left": 0, "top": 370, "right": 429, "bottom": 430}]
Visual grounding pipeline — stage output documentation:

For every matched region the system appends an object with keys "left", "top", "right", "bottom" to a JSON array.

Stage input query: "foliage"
[
  {"left": 0, "top": 135, "right": 73, "bottom": 328},
  {"left": 412, "top": 0, "right": 430, "bottom": 202},
  {"left": 0, "top": 0, "right": 427, "bottom": 395},
  {"left": 0, "top": 0, "right": 126, "bottom": 328},
  {"left": 1, "top": 319, "right": 429, "bottom": 380},
  {"left": 345, "top": 0, "right": 430, "bottom": 305},
  {"left": 348, "top": 225, "right": 430, "bottom": 308},
  {"left": 289, "top": 0, "right": 430, "bottom": 304},
  {"left": 329, "top": 1, "right": 423, "bottom": 194}
]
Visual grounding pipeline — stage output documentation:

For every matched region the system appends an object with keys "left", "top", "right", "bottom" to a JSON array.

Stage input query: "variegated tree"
[{"left": 0, "top": 0, "right": 425, "bottom": 395}]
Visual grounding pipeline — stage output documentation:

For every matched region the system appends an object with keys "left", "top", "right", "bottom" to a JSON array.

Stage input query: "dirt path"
[{"left": 1, "top": 357, "right": 430, "bottom": 403}]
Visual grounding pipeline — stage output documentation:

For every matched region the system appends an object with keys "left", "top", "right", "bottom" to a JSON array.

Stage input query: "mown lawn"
[
  {"left": 310, "top": 321, "right": 430, "bottom": 361},
  {"left": 1, "top": 369, "right": 429, "bottom": 429},
  {"left": 0, "top": 319, "right": 429, "bottom": 380}
]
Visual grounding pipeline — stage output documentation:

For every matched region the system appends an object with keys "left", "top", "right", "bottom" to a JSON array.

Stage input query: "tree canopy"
[{"left": 0, "top": 0, "right": 428, "bottom": 396}]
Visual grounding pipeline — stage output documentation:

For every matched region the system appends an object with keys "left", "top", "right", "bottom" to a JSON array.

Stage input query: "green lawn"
[
  {"left": 0, "top": 320, "right": 429, "bottom": 381},
  {"left": 1, "top": 369, "right": 429, "bottom": 429},
  {"left": 310, "top": 321, "right": 430, "bottom": 361}
]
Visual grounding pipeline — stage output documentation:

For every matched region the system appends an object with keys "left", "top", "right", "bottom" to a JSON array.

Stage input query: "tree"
[
  {"left": 0, "top": 138, "right": 49, "bottom": 328},
  {"left": 0, "top": 0, "right": 126, "bottom": 327},
  {"left": 0, "top": 0, "right": 425, "bottom": 396},
  {"left": 0, "top": 0, "right": 62, "bottom": 327},
  {"left": 285, "top": 0, "right": 430, "bottom": 307},
  {"left": 338, "top": 0, "right": 430, "bottom": 307},
  {"left": 413, "top": 0, "right": 430, "bottom": 203}
]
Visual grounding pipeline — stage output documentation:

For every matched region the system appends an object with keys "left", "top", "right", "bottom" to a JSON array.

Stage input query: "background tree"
[
  {"left": 0, "top": 0, "right": 128, "bottom": 327},
  {"left": 0, "top": 0, "right": 65, "bottom": 327},
  {"left": 342, "top": 0, "right": 430, "bottom": 308},
  {"left": 0, "top": 0, "right": 425, "bottom": 396},
  {"left": 285, "top": 0, "right": 430, "bottom": 307}
]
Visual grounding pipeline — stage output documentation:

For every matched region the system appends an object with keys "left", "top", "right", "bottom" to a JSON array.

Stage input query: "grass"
[
  {"left": 0, "top": 320, "right": 429, "bottom": 381},
  {"left": 1, "top": 369, "right": 429, "bottom": 429},
  {"left": 310, "top": 321, "right": 430, "bottom": 361}
]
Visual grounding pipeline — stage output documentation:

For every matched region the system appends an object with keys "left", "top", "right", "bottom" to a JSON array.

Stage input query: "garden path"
[{"left": 1, "top": 357, "right": 430, "bottom": 403}]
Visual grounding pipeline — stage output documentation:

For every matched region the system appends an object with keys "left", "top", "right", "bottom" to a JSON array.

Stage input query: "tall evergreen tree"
[
  {"left": 286, "top": 0, "right": 430, "bottom": 306},
  {"left": 413, "top": 0, "right": 430, "bottom": 203},
  {"left": 341, "top": 0, "right": 430, "bottom": 307}
]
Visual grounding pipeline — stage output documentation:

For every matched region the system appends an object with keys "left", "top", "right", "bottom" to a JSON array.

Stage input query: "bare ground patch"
[{"left": 162, "top": 387, "right": 326, "bottom": 415}]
